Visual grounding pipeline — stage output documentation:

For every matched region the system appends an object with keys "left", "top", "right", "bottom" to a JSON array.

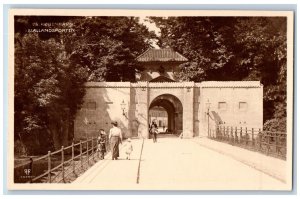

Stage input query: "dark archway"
[{"left": 149, "top": 94, "right": 183, "bottom": 134}]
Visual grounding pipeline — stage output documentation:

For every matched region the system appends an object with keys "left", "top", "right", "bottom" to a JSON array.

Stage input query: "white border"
[{"left": 6, "top": 8, "right": 294, "bottom": 192}]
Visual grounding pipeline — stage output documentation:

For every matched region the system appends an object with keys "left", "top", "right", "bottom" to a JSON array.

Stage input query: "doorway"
[{"left": 149, "top": 94, "right": 183, "bottom": 135}]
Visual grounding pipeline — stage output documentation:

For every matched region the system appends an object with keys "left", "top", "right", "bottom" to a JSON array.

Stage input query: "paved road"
[{"left": 73, "top": 135, "right": 287, "bottom": 190}]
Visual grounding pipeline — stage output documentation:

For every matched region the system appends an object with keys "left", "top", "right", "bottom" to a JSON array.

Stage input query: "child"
[
  {"left": 97, "top": 129, "right": 107, "bottom": 159},
  {"left": 125, "top": 138, "right": 133, "bottom": 160}
]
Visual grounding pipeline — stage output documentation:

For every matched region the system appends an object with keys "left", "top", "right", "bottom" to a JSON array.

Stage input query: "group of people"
[
  {"left": 96, "top": 121, "right": 133, "bottom": 161},
  {"left": 97, "top": 120, "right": 159, "bottom": 160}
]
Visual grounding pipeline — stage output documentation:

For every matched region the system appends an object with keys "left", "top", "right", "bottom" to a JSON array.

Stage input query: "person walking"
[
  {"left": 125, "top": 138, "right": 133, "bottom": 160},
  {"left": 97, "top": 129, "right": 107, "bottom": 160},
  {"left": 150, "top": 120, "right": 158, "bottom": 143},
  {"left": 109, "top": 121, "right": 122, "bottom": 160}
]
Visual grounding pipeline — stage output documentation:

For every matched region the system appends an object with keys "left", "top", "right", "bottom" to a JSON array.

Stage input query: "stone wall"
[
  {"left": 74, "top": 81, "right": 263, "bottom": 140},
  {"left": 74, "top": 82, "right": 131, "bottom": 140},
  {"left": 198, "top": 81, "right": 263, "bottom": 137}
]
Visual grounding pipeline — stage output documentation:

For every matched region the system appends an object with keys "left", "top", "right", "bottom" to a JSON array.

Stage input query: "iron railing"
[
  {"left": 208, "top": 126, "right": 286, "bottom": 159},
  {"left": 14, "top": 136, "right": 109, "bottom": 183}
]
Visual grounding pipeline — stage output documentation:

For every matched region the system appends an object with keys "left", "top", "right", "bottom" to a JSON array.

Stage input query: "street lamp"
[
  {"left": 120, "top": 100, "right": 128, "bottom": 119},
  {"left": 206, "top": 99, "right": 211, "bottom": 137},
  {"left": 136, "top": 72, "right": 141, "bottom": 80}
]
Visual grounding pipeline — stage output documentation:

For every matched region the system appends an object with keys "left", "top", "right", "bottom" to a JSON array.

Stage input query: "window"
[
  {"left": 218, "top": 102, "right": 227, "bottom": 110},
  {"left": 86, "top": 102, "right": 96, "bottom": 110},
  {"left": 239, "top": 102, "right": 248, "bottom": 111}
]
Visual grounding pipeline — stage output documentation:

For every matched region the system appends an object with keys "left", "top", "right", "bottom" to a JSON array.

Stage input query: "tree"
[
  {"left": 14, "top": 16, "right": 154, "bottom": 155},
  {"left": 65, "top": 17, "right": 156, "bottom": 82},
  {"left": 150, "top": 16, "right": 287, "bottom": 132},
  {"left": 15, "top": 32, "right": 71, "bottom": 154},
  {"left": 150, "top": 17, "right": 235, "bottom": 81}
]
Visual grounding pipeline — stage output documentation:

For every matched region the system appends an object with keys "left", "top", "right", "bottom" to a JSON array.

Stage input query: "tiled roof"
[
  {"left": 199, "top": 81, "right": 262, "bottom": 88},
  {"left": 137, "top": 48, "right": 188, "bottom": 62}
]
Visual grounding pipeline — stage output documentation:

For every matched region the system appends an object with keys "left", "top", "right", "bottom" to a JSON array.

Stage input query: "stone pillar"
[
  {"left": 198, "top": 86, "right": 205, "bottom": 137},
  {"left": 182, "top": 82, "right": 194, "bottom": 138},
  {"left": 135, "top": 82, "right": 149, "bottom": 139}
]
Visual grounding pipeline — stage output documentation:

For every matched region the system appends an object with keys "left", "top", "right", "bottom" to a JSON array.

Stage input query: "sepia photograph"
[{"left": 8, "top": 9, "right": 294, "bottom": 190}]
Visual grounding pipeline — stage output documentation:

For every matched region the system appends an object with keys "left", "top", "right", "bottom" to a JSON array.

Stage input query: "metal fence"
[
  {"left": 14, "top": 136, "right": 109, "bottom": 183},
  {"left": 208, "top": 126, "right": 286, "bottom": 159}
]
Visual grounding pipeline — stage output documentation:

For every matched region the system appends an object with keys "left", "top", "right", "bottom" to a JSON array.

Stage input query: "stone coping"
[
  {"left": 199, "top": 81, "right": 262, "bottom": 88},
  {"left": 85, "top": 81, "right": 262, "bottom": 88}
]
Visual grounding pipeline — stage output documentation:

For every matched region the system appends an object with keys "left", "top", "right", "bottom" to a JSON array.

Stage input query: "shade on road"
[{"left": 73, "top": 135, "right": 287, "bottom": 190}]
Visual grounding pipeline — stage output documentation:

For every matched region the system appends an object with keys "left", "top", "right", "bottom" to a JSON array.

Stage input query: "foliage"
[
  {"left": 65, "top": 17, "right": 155, "bottom": 81},
  {"left": 14, "top": 16, "right": 154, "bottom": 155},
  {"left": 150, "top": 16, "right": 287, "bottom": 132}
]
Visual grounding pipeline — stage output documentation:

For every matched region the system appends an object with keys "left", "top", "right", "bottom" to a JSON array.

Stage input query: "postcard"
[{"left": 8, "top": 9, "right": 294, "bottom": 190}]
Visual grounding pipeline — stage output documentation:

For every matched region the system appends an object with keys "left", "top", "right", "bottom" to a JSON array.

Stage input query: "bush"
[{"left": 263, "top": 117, "right": 286, "bottom": 132}]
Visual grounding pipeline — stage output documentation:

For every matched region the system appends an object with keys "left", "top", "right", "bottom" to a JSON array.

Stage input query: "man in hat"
[
  {"left": 150, "top": 120, "right": 158, "bottom": 143},
  {"left": 109, "top": 121, "right": 122, "bottom": 160}
]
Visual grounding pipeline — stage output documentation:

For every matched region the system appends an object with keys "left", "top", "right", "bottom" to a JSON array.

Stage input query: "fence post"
[
  {"left": 251, "top": 128, "right": 254, "bottom": 147},
  {"left": 97, "top": 137, "right": 100, "bottom": 158},
  {"left": 231, "top": 127, "right": 234, "bottom": 145},
  {"left": 80, "top": 140, "right": 83, "bottom": 169},
  {"left": 29, "top": 158, "right": 33, "bottom": 183},
  {"left": 227, "top": 127, "right": 230, "bottom": 141},
  {"left": 61, "top": 146, "right": 65, "bottom": 182},
  {"left": 87, "top": 137, "right": 89, "bottom": 165},
  {"left": 245, "top": 127, "right": 248, "bottom": 145},
  {"left": 275, "top": 133, "right": 279, "bottom": 155},
  {"left": 48, "top": 151, "right": 51, "bottom": 183},
  {"left": 92, "top": 137, "right": 94, "bottom": 161},
  {"left": 267, "top": 131, "right": 270, "bottom": 155},
  {"left": 240, "top": 127, "right": 243, "bottom": 144},
  {"left": 258, "top": 128, "right": 262, "bottom": 151},
  {"left": 235, "top": 127, "right": 237, "bottom": 143},
  {"left": 72, "top": 142, "right": 75, "bottom": 174}
]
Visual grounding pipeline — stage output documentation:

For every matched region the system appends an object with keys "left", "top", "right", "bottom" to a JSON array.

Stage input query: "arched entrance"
[{"left": 149, "top": 94, "right": 183, "bottom": 135}]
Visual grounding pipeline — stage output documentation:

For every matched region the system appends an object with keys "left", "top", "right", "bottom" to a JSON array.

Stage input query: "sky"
[{"left": 139, "top": 16, "right": 160, "bottom": 49}]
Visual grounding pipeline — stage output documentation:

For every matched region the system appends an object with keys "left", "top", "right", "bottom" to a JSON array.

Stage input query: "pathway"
[{"left": 73, "top": 135, "right": 288, "bottom": 190}]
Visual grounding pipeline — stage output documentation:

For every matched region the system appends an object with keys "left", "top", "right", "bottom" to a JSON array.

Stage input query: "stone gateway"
[{"left": 74, "top": 48, "right": 263, "bottom": 140}]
